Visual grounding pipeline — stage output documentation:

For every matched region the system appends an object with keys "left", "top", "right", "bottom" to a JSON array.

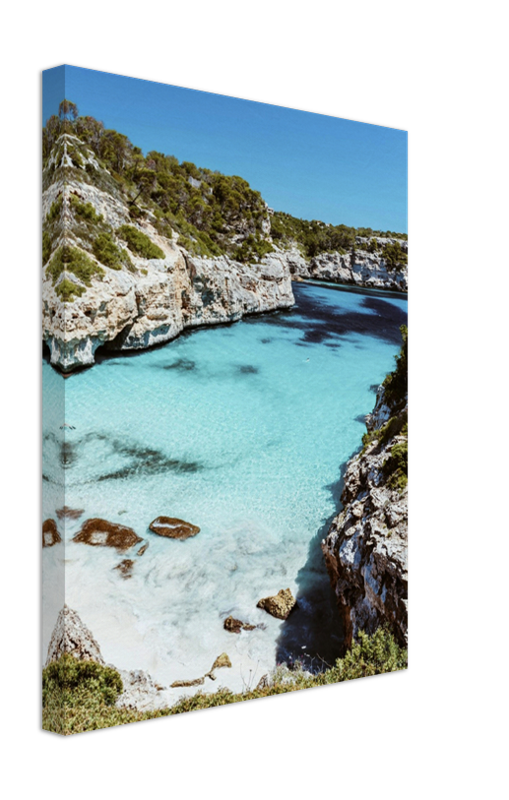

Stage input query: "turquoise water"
[{"left": 42, "top": 283, "right": 407, "bottom": 698}]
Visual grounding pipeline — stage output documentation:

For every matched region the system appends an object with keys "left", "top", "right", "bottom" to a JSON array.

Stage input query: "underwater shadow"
[{"left": 274, "top": 453, "right": 357, "bottom": 673}]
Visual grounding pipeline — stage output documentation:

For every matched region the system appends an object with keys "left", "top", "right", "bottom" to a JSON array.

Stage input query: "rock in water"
[
  {"left": 224, "top": 615, "right": 256, "bottom": 634},
  {"left": 72, "top": 518, "right": 142, "bottom": 551},
  {"left": 257, "top": 588, "right": 296, "bottom": 620},
  {"left": 149, "top": 516, "right": 200, "bottom": 540},
  {"left": 42, "top": 519, "right": 61, "bottom": 548},
  {"left": 209, "top": 653, "right": 232, "bottom": 671},
  {"left": 45, "top": 605, "right": 105, "bottom": 666},
  {"left": 55, "top": 506, "right": 84, "bottom": 520},
  {"left": 114, "top": 559, "right": 135, "bottom": 579}
]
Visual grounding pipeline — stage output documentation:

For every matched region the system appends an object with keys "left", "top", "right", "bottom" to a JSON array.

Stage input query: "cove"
[{"left": 42, "top": 282, "right": 407, "bottom": 701}]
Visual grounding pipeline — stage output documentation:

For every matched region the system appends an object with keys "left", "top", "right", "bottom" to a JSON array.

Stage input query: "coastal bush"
[
  {"left": 92, "top": 232, "right": 131, "bottom": 270},
  {"left": 383, "top": 439, "right": 408, "bottom": 491},
  {"left": 42, "top": 654, "right": 123, "bottom": 734},
  {"left": 234, "top": 234, "right": 274, "bottom": 263},
  {"left": 42, "top": 231, "right": 52, "bottom": 265},
  {"left": 42, "top": 628, "right": 406, "bottom": 734},
  {"left": 46, "top": 195, "right": 63, "bottom": 223},
  {"left": 70, "top": 194, "right": 103, "bottom": 224},
  {"left": 383, "top": 325, "right": 408, "bottom": 409},
  {"left": 55, "top": 279, "right": 86, "bottom": 302},
  {"left": 383, "top": 241, "right": 408, "bottom": 271},
  {"left": 117, "top": 225, "right": 165, "bottom": 259},
  {"left": 46, "top": 245, "right": 105, "bottom": 287}
]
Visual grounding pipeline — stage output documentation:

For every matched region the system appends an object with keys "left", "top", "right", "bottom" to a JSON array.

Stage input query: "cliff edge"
[{"left": 322, "top": 327, "right": 408, "bottom": 647}]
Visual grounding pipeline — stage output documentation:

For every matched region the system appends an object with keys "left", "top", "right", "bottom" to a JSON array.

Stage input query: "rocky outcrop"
[
  {"left": 72, "top": 518, "right": 142, "bottom": 551},
  {"left": 322, "top": 386, "right": 408, "bottom": 647},
  {"left": 288, "top": 238, "right": 408, "bottom": 292},
  {"left": 42, "top": 519, "right": 61, "bottom": 548},
  {"left": 45, "top": 605, "right": 164, "bottom": 711},
  {"left": 170, "top": 652, "right": 232, "bottom": 688},
  {"left": 224, "top": 615, "right": 256, "bottom": 634},
  {"left": 148, "top": 516, "right": 200, "bottom": 540},
  {"left": 46, "top": 605, "right": 104, "bottom": 666},
  {"left": 257, "top": 588, "right": 296, "bottom": 620},
  {"left": 42, "top": 136, "right": 294, "bottom": 373}
]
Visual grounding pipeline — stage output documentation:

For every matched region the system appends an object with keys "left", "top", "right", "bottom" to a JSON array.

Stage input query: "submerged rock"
[
  {"left": 42, "top": 519, "right": 61, "bottom": 548},
  {"left": 224, "top": 615, "right": 256, "bottom": 634},
  {"left": 149, "top": 516, "right": 200, "bottom": 540},
  {"left": 114, "top": 559, "right": 135, "bottom": 579},
  {"left": 55, "top": 506, "right": 84, "bottom": 520},
  {"left": 257, "top": 588, "right": 296, "bottom": 620},
  {"left": 72, "top": 518, "right": 142, "bottom": 551},
  {"left": 137, "top": 543, "right": 149, "bottom": 556}
]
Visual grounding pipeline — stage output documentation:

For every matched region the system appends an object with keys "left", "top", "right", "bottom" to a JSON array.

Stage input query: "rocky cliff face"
[
  {"left": 288, "top": 238, "right": 408, "bottom": 292},
  {"left": 42, "top": 135, "right": 294, "bottom": 372},
  {"left": 322, "top": 382, "right": 408, "bottom": 648}
]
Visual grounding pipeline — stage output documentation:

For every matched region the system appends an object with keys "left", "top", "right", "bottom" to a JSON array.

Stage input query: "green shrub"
[
  {"left": 43, "top": 655, "right": 123, "bottom": 734},
  {"left": 42, "top": 231, "right": 52, "bottom": 265},
  {"left": 46, "top": 245, "right": 104, "bottom": 286},
  {"left": 117, "top": 225, "right": 165, "bottom": 259},
  {"left": 70, "top": 195, "right": 103, "bottom": 223},
  {"left": 383, "top": 325, "right": 408, "bottom": 409},
  {"left": 55, "top": 279, "right": 86, "bottom": 302},
  {"left": 46, "top": 196, "right": 63, "bottom": 223},
  {"left": 42, "top": 629, "right": 406, "bottom": 734},
  {"left": 92, "top": 232, "right": 132, "bottom": 270},
  {"left": 383, "top": 439, "right": 408, "bottom": 491},
  {"left": 383, "top": 241, "right": 408, "bottom": 271}
]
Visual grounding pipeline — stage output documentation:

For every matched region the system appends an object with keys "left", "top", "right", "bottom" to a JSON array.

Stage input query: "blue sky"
[{"left": 43, "top": 65, "right": 407, "bottom": 232}]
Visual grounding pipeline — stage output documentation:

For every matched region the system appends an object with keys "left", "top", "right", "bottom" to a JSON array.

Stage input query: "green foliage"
[
  {"left": 42, "top": 629, "right": 406, "bottom": 734},
  {"left": 55, "top": 279, "right": 86, "bottom": 302},
  {"left": 46, "top": 245, "right": 104, "bottom": 287},
  {"left": 92, "top": 232, "right": 132, "bottom": 270},
  {"left": 234, "top": 234, "right": 274, "bottom": 263},
  {"left": 46, "top": 195, "right": 63, "bottom": 223},
  {"left": 42, "top": 654, "right": 123, "bottom": 734},
  {"left": 366, "top": 238, "right": 379, "bottom": 253},
  {"left": 42, "top": 231, "right": 52, "bottom": 265},
  {"left": 117, "top": 225, "right": 165, "bottom": 259},
  {"left": 383, "top": 439, "right": 408, "bottom": 491},
  {"left": 383, "top": 241, "right": 408, "bottom": 271},
  {"left": 70, "top": 194, "right": 103, "bottom": 224},
  {"left": 383, "top": 324, "right": 408, "bottom": 409},
  {"left": 362, "top": 412, "right": 408, "bottom": 451}
]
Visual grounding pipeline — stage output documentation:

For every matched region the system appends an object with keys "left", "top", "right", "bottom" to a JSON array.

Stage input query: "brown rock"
[
  {"left": 72, "top": 518, "right": 142, "bottom": 551},
  {"left": 42, "top": 519, "right": 61, "bottom": 548},
  {"left": 137, "top": 543, "right": 149, "bottom": 556},
  {"left": 55, "top": 506, "right": 84, "bottom": 520},
  {"left": 170, "top": 677, "right": 205, "bottom": 688},
  {"left": 209, "top": 653, "right": 232, "bottom": 672},
  {"left": 257, "top": 588, "right": 296, "bottom": 620},
  {"left": 149, "top": 516, "right": 200, "bottom": 540},
  {"left": 114, "top": 559, "right": 134, "bottom": 579},
  {"left": 224, "top": 615, "right": 256, "bottom": 634}
]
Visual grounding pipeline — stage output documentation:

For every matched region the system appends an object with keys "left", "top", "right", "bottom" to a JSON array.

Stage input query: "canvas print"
[{"left": 42, "top": 66, "right": 408, "bottom": 734}]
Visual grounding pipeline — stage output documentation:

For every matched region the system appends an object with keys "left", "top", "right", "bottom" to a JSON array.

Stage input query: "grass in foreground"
[{"left": 43, "top": 628, "right": 407, "bottom": 735}]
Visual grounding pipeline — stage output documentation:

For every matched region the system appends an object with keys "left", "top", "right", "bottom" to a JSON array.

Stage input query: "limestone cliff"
[
  {"left": 287, "top": 237, "right": 408, "bottom": 292},
  {"left": 42, "top": 134, "right": 294, "bottom": 372},
  {"left": 322, "top": 336, "right": 408, "bottom": 648}
]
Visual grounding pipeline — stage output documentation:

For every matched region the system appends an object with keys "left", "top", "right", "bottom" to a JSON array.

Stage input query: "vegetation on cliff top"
[
  {"left": 43, "top": 101, "right": 408, "bottom": 265},
  {"left": 362, "top": 325, "right": 408, "bottom": 491},
  {"left": 42, "top": 628, "right": 407, "bottom": 735}
]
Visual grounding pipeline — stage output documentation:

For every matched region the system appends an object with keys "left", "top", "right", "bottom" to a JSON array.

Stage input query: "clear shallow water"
[{"left": 42, "top": 283, "right": 407, "bottom": 700}]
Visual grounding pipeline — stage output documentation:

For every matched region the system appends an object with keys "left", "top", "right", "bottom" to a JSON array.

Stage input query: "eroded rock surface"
[
  {"left": 149, "top": 516, "right": 200, "bottom": 540},
  {"left": 42, "top": 519, "right": 61, "bottom": 548},
  {"left": 224, "top": 615, "right": 256, "bottom": 634},
  {"left": 72, "top": 518, "right": 142, "bottom": 551},
  {"left": 257, "top": 588, "right": 296, "bottom": 620},
  {"left": 322, "top": 386, "right": 408, "bottom": 647}
]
